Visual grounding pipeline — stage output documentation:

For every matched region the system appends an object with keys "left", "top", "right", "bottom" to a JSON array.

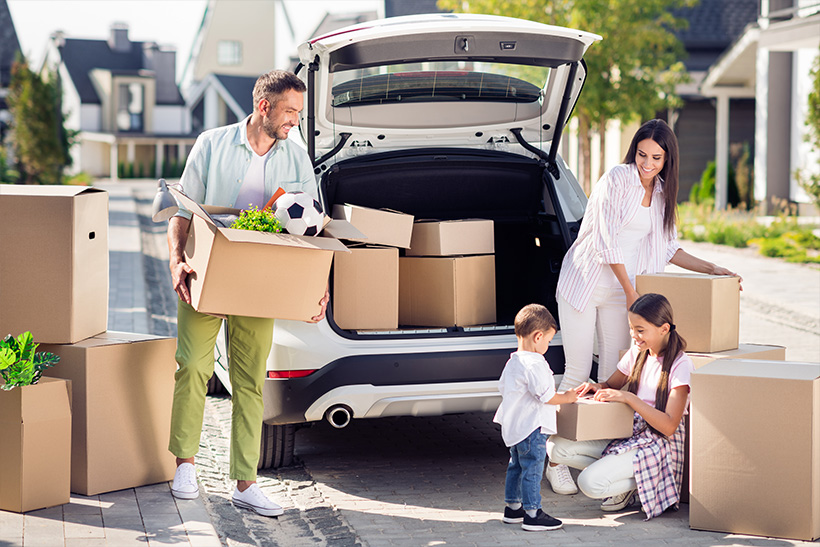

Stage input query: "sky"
[{"left": 7, "top": 0, "right": 382, "bottom": 79}]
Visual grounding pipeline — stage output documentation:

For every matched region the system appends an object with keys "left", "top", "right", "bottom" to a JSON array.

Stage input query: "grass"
[{"left": 677, "top": 201, "right": 820, "bottom": 264}]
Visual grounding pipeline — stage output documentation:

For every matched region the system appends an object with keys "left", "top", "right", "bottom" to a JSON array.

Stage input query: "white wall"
[
  {"left": 80, "top": 104, "right": 102, "bottom": 132},
  {"left": 80, "top": 140, "right": 111, "bottom": 177},
  {"left": 791, "top": 47, "right": 819, "bottom": 203},
  {"left": 153, "top": 105, "right": 187, "bottom": 134}
]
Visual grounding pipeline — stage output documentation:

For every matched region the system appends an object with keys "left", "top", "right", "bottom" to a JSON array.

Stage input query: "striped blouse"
[{"left": 556, "top": 163, "right": 680, "bottom": 312}]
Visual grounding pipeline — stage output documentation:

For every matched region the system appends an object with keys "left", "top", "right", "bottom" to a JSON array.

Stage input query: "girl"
[
  {"left": 547, "top": 119, "right": 737, "bottom": 495},
  {"left": 547, "top": 293, "right": 693, "bottom": 519}
]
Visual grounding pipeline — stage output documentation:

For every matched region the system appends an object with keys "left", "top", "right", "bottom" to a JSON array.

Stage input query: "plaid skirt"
[{"left": 603, "top": 414, "right": 686, "bottom": 519}]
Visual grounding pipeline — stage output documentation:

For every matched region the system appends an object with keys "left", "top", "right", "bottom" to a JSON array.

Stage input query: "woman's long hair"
[
  {"left": 623, "top": 293, "right": 686, "bottom": 418},
  {"left": 623, "top": 119, "right": 680, "bottom": 235}
]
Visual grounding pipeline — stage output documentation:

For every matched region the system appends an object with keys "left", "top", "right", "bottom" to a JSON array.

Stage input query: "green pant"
[{"left": 169, "top": 301, "right": 274, "bottom": 481}]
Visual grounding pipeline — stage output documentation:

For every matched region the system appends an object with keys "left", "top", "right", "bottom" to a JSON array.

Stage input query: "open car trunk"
[{"left": 322, "top": 147, "right": 578, "bottom": 336}]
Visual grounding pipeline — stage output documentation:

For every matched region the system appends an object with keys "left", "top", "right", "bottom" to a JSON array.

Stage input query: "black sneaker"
[
  {"left": 502, "top": 506, "right": 525, "bottom": 524},
  {"left": 522, "top": 509, "right": 563, "bottom": 531}
]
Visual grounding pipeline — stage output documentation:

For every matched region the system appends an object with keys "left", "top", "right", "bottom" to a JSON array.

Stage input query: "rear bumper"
[{"left": 262, "top": 345, "right": 566, "bottom": 425}]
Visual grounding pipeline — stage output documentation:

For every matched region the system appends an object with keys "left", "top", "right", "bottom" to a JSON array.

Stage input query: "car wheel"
[
  {"left": 206, "top": 373, "right": 225, "bottom": 394},
  {"left": 258, "top": 423, "right": 296, "bottom": 469}
]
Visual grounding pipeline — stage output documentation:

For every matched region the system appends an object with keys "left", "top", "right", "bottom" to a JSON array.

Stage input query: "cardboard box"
[
  {"left": 332, "top": 204, "right": 414, "bottom": 248},
  {"left": 41, "top": 332, "right": 177, "bottom": 496},
  {"left": 556, "top": 398, "right": 634, "bottom": 441},
  {"left": 688, "top": 343, "right": 786, "bottom": 369},
  {"left": 0, "top": 185, "right": 108, "bottom": 343},
  {"left": 174, "top": 190, "right": 359, "bottom": 321},
  {"left": 635, "top": 273, "right": 740, "bottom": 353},
  {"left": 690, "top": 359, "right": 820, "bottom": 541},
  {"left": 406, "top": 219, "right": 494, "bottom": 256},
  {"left": 399, "top": 255, "right": 496, "bottom": 327},
  {"left": 0, "top": 377, "right": 72, "bottom": 513},
  {"left": 333, "top": 246, "right": 399, "bottom": 330}
]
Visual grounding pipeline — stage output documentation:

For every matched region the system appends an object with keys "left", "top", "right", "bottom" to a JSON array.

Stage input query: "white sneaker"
[
  {"left": 171, "top": 462, "right": 199, "bottom": 500},
  {"left": 232, "top": 483, "right": 284, "bottom": 517},
  {"left": 545, "top": 464, "right": 578, "bottom": 495},
  {"left": 601, "top": 489, "right": 637, "bottom": 512}
]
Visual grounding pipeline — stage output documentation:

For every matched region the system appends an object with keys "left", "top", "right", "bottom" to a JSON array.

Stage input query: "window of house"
[
  {"left": 117, "top": 83, "right": 144, "bottom": 132},
  {"left": 217, "top": 40, "right": 242, "bottom": 66}
]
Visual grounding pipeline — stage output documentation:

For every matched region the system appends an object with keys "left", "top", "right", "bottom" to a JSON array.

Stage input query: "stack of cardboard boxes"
[
  {"left": 331, "top": 206, "right": 498, "bottom": 330},
  {"left": 0, "top": 186, "right": 177, "bottom": 513},
  {"left": 635, "top": 272, "right": 819, "bottom": 541}
]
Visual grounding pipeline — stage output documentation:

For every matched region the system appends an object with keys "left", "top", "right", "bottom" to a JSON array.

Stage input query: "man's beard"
[{"left": 262, "top": 114, "right": 288, "bottom": 141}]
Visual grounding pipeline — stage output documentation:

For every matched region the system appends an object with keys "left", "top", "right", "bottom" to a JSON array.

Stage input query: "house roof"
[
  {"left": 212, "top": 73, "right": 256, "bottom": 115},
  {"left": 0, "top": 0, "right": 21, "bottom": 88},
  {"left": 59, "top": 38, "right": 184, "bottom": 105},
  {"left": 674, "top": 0, "right": 758, "bottom": 71}
]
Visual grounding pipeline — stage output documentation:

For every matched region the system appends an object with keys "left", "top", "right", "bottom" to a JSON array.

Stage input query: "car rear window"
[{"left": 331, "top": 62, "right": 549, "bottom": 107}]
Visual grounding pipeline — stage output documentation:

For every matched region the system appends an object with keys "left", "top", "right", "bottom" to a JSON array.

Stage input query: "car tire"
[
  {"left": 206, "top": 373, "right": 225, "bottom": 395},
  {"left": 258, "top": 423, "right": 296, "bottom": 469}
]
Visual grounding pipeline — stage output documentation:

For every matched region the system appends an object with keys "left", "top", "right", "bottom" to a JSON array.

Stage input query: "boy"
[{"left": 494, "top": 304, "right": 577, "bottom": 531}]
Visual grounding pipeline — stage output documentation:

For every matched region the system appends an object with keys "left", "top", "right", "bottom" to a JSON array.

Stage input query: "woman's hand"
[{"left": 712, "top": 264, "right": 744, "bottom": 290}]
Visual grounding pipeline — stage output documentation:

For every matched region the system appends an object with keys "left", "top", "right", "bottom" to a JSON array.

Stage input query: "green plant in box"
[
  {"left": 0, "top": 331, "right": 60, "bottom": 390},
  {"left": 232, "top": 206, "right": 283, "bottom": 233}
]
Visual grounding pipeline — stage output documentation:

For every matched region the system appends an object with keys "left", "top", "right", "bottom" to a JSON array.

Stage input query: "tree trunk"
[
  {"left": 598, "top": 118, "right": 607, "bottom": 183},
  {"left": 579, "top": 115, "right": 592, "bottom": 195}
]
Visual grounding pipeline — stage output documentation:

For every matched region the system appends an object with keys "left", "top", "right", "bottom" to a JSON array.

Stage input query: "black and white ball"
[{"left": 273, "top": 191, "right": 325, "bottom": 236}]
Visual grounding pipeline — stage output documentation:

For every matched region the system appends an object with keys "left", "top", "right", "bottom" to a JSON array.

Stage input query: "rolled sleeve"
[
  {"left": 174, "top": 135, "right": 210, "bottom": 220},
  {"left": 665, "top": 226, "right": 681, "bottom": 263}
]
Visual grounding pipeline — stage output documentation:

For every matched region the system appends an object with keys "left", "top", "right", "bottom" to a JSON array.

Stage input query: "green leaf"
[{"left": 0, "top": 347, "right": 14, "bottom": 371}]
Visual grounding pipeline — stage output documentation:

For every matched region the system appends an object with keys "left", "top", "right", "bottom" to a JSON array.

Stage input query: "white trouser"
[
  {"left": 557, "top": 284, "right": 630, "bottom": 392},
  {"left": 547, "top": 435, "right": 637, "bottom": 499}
]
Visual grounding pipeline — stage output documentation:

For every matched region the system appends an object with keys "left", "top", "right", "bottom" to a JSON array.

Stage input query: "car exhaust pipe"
[{"left": 326, "top": 405, "right": 352, "bottom": 429}]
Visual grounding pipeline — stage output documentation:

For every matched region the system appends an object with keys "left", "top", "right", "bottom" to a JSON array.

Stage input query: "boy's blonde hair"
[{"left": 514, "top": 304, "right": 557, "bottom": 338}]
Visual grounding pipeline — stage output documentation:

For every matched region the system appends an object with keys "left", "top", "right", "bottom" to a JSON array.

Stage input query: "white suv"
[{"left": 213, "top": 13, "right": 600, "bottom": 468}]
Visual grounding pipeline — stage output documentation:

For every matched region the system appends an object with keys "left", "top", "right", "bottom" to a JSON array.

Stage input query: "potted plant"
[{"left": 0, "top": 331, "right": 71, "bottom": 513}]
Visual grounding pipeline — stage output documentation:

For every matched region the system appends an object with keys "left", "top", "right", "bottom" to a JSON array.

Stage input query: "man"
[{"left": 167, "top": 70, "right": 327, "bottom": 516}]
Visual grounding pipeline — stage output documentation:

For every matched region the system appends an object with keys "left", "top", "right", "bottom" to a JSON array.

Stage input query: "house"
[
  {"left": 183, "top": 0, "right": 382, "bottom": 134},
  {"left": 44, "top": 23, "right": 194, "bottom": 180},
  {"left": 0, "top": 0, "right": 21, "bottom": 144},
  {"left": 701, "top": 0, "right": 820, "bottom": 214}
]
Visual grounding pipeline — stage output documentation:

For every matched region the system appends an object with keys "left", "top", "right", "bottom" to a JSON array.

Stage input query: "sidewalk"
[{"left": 0, "top": 181, "right": 222, "bottom": 547}]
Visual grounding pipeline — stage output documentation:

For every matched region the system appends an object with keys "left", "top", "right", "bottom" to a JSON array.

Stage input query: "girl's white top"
[
  {"left": 493, "top": 350, "right": 557, "bottom": 447},
  {"left": 617, "top": 345, "right": 694, "bottom": 408},
  {"left": 557, "top": 163, "right": 680, "bottom": 312}
]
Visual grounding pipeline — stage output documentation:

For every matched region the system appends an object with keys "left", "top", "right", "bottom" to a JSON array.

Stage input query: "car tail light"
[{"left": 267, "top": 370, "right": 317, "bottom": 379}]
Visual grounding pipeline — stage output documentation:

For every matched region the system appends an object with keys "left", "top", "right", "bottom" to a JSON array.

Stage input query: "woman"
[{"left": 544, "top": 119, "right": 739, "bottom": 496}]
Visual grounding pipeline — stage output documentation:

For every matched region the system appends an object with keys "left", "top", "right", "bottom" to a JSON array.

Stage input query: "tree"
[
  {"left": 796, "top": 46, "right": 820, "bottom": 211},
  {"left": 436, "top": 0, "right": 693, "bottom": 192},
  {"left": 6, "top": 57, "right": 75, "bottom": 184}
]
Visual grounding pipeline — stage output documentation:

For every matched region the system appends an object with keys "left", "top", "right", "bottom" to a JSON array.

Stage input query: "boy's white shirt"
[{"left": 493, "top": 350, "right": 558, "bottom": 447}]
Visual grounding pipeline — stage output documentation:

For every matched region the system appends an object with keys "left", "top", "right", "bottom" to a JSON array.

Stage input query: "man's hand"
[
  {"left": 309, "top": 286, "right": 330, "bottom": 323},
  {"left": 170, "top": 257, "right": 195, "bottom": 304}
]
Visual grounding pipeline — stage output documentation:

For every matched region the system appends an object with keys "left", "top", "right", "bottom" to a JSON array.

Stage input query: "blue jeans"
[{"left": 504, "top": 428, "right": 548, "bottom": 511}]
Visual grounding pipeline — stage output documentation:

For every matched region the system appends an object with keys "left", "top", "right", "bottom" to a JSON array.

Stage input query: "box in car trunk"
[{"left": 322, "top": 149, "right": 576, "bottom": 329}]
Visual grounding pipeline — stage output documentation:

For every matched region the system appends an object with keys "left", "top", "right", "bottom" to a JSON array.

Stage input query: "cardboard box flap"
[
  {"left": 0, "top": 185, "right": 106, "bottom": 197},
  {"left": 171, "top": 189, "right": 217, "bottom": 225},
  {"left": 203, "top": 205, "right": 242, "bottom": 216},
  {"left": 219, "top": 226, "right": 348, "bottom": 252},
  {"left": 643, "top": 272, "right": 735, "bottom": 281},
  {"left": 694, "top": 359, "right": 820, "bottom": 380},
  {"left": 321, "top": 219, "right": 366, "bottom": 241},
  {"left": 87, "top": 331, "right": 172, "bottom": 345}
]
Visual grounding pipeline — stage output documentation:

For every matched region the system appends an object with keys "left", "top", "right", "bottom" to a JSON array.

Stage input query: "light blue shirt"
[{"left": 176, "top": 116, "right": 317, "bottom": 219}]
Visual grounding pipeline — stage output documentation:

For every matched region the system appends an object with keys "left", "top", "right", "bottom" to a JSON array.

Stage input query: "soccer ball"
[{"left": 273, "top": 191, "right": 325, "bottom": 237}]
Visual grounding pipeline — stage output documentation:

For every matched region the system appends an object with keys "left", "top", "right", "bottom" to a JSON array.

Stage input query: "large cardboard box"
[
  {"left": 174, "top": 190, "right": 357, "bottom": 321},
  {"left": 688, "top": 343, "right": 786, "bottom": 369},
  {"left": 399, "top": 255, "right": 496, "bottom": 327},
  {"left": 406, "top": 219, "right": 494, "bottom": 256},
  {"left": 0, "top": 377, "right": 72, "bottom": 513},
  {"left": 332, "top": 204, "right": 414, "bottom": 248},
  {"left": 333, "top": 246, "right": 399, "bottom": 330},
  {"left": 41, "top": 332, "right": 177, "bottom": 496},
  {"left": 690, "top": 360, "right": 820, "bottom": 541},
  {"left": 0, "top": 185, "right": 108, "bottom": 343},
  {"left": 556, "top": 398, "right": 634, "bottom": 441},
  {"left": 635, "top": 273, "right": 740, "bottom": 353}
]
